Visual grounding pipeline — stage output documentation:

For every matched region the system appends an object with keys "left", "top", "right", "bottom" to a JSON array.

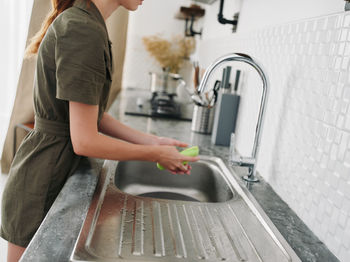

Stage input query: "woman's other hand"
[
  {"left": 157, "top": 137, "right": 188, "bottom": 147},
  {"left": 154, "top": 146, "right": 199, "bottom": 175}
]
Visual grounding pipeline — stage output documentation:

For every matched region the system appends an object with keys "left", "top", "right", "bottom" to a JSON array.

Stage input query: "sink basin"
[
  {"left": 115, "top": 160, "right": 235, "bottom": 203},
  {"left": 71, "top": 155, "right": 301, "bottom": 262}
]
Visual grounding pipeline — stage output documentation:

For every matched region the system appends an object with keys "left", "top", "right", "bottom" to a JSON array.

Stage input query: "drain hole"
[{"left": 137, "top": 191, "right": 200, "bottom": 202}]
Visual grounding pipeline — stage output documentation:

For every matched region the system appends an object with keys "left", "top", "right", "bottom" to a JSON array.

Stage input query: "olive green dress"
[{"left": 1, "top": 0, "right": 113, "bottom": 247}]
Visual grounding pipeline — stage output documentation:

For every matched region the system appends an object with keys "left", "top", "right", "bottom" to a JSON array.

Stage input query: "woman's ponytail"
[{"left": 25, "top": 0, "right": 76, "bottom": 58}]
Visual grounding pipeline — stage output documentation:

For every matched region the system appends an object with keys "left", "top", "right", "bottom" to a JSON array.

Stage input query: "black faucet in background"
[
  {"left": 218, "top": 0, "right": 240, "bottom": 32},
  {"left": 346, "top": 0, "right": 350, "bottom": 11}
]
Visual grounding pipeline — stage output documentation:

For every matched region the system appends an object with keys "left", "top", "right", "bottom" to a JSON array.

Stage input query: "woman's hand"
[
  {"left": 156, "top": 136, "right": 188, "bottom": 147},
  {"left": 154, "top": 145, "right": 199, "bottom": 175}
]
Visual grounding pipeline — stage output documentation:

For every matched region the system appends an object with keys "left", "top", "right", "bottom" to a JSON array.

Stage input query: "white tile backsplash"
[{"left": 198, "top": 11, "right": 350, "bottom": 262}]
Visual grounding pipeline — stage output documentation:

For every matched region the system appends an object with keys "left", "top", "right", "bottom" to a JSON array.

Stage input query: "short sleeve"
[{"left": 55, "top": 17, "right": 106, "bottom": 105}]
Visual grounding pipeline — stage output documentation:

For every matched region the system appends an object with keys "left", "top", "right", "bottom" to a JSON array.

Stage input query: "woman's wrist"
[{"left": 146, "top": 144, "right": 162, "bottom": 162}]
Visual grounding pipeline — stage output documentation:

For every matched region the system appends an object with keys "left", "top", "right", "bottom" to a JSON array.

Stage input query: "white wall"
[
  {"left": 123, "top": 1, "right": 349, "bottom": 261},
  {"left": 123, "top": 0, "right": 196, "bottom": 91}
]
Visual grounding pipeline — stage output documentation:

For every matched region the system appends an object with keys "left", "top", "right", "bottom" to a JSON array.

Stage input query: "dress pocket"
[{"left": 18, "top": 134, "right": 57, "bottom": 195}]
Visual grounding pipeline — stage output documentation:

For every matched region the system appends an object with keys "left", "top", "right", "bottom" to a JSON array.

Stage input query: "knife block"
[{"left": 211, "top": 93, "right": 240, "bottom": 146}]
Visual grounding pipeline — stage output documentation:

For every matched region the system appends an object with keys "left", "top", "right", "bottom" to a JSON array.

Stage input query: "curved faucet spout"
[{"left": 198, "top": 53, "right": 269, "bottom": 182}]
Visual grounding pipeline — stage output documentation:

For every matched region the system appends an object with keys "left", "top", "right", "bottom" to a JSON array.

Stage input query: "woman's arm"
[
  {"left": 69, "top": 102, "right": 198, "bottom": 173},
  {"left": 98, "top": 112, "right": 187, "bottom": 146}
]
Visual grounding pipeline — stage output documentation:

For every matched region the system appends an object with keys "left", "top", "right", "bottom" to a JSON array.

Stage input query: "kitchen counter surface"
[{"left": 21, "top": 88, "right": 339, "bottom": 262}]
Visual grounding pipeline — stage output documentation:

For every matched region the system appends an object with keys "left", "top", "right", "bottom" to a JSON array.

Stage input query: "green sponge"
[{"left": 157, "top": 146, "right": 199, "bottom": 170}]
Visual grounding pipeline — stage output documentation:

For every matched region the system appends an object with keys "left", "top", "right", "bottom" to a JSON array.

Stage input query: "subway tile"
[
  {"left": 343, "top": 15, "right": 350, "bottom": 27},
  {"left": 340, "top": 100, "right": 349, "bottom": 114},
  {"left": 334, "top": 129, "right": 343, "bottom": 144},
  {"left": 342, "top": 197, "right": 350, "bottom": 214},
  {"left": 336, "top": 114, "right": 345, "bottom": 129},
  {"left": 343, "top": 86, "right": 350, "bottom": 101},
  {"left": 327, "top": 158, "right": 337, "bottom": 170},
  {"left": 338, "top": 245, "right": 350, "bottom": 262},
  {"left": 337, "top": 132, "right": 349, "bottom": 159},
  {"left": 329, "top": 172, "right": 340, "bottom": 190},
  {"left": 345, "top": 150, "right": 350, "bottom": 167},
  {"left": 345, "top": 117, "right": 350, "bottom": 132},
  {"left": 333, "top": 29, "right": 342, "bottom": 42},
  {"left": 328, "top": 208, "right": 340, "bottom": 235},
  {"left": 331, "top": 191, "right": 344, "bottom": 209},
  {"left": 337, "top": 175, "right": 349, "bottom": 195},
  {"left": 326, "top": 16, "right": 338, "bottom": 29},
  {"left": 344, "top": 219, "right": 350, "bottom": 245},
  {"left": 335, "top": 161, "right": 350, "bottom": 182},
  {"left": 331, "top": 99, "right": 340, "bottom": 113},
  {"left": 340, "top": 29, "right": 349, "bottom": 42},
  {"left": 341, "top": 58, "right": 350, "bottom": 71},
  {"left": 338, "top": 42, "right": 346, "bottom": 55},
  {"left": 321, "top": 216, "right": 331, "bottom": 236},
  {"left": 336, "top": 84, "right": 345, "bottom": 98},
  {"left": 344, "top": 42, "right": 350, "bottom": 56},
  {"left": 337, "top": 211, "right": 348, "bottom": 229}
]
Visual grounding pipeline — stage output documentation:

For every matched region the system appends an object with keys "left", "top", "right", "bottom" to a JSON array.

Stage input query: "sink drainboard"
[{"left": 70, "top": 156, "right": 301, "bottom": 262}]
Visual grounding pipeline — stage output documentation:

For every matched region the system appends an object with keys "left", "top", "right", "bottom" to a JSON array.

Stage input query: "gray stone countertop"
[{"left": 21, "top": 88, "right": 339, "bottom": 262}]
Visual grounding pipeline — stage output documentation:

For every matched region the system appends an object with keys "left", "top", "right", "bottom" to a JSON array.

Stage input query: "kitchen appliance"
[
  {"left": 149, "top": 71, "right": 186, "bottom": 97},
  {"left": 149, "top": 71, "right": 187, "bottom": 117},
  {"left": 124, "top": 93, "right": 194, "bottom": 121},
  {"left": 151, "top": 93, "right": 181, "bottom": 118},
  {"left": 125, "top": 71, "right": 193, "bottom": 121}
]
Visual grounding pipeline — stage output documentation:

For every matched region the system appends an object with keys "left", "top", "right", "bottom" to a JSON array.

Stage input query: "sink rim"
[
  {"left": 113, "top": 157, "right": 237, "bottom": 203},
  {"left": 70, "top": 155, "right": 301, "bottom": 262}
]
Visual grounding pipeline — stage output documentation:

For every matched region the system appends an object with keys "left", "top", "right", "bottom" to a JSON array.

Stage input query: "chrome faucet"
[{"left": 197, "top": 53, "right": 269, "bottom": 183}]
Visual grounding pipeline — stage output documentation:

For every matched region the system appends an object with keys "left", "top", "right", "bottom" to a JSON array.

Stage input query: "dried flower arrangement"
[{"left": 142, "top": 35, "right": 196, "bottom": 73}]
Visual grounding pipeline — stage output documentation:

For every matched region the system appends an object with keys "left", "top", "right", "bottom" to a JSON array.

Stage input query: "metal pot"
[{"left": 149, "top": 71, "right": 186, "bottom": 96}]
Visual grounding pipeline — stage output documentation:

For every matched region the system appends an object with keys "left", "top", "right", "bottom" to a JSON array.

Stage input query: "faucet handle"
[
  {"left": 229, "top": 133, "right": 237, "bottom": 157},
  {"left": 230, "top": 155, "right": 255, "bottom": 167}
]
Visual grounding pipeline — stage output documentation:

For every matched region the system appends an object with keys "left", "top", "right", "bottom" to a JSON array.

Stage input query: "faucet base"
[{"left": 243, "top": 175, "right": 259, "bottom": 183}]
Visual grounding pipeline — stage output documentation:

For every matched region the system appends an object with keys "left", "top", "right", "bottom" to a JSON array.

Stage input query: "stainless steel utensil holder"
[{"left": 191, "top": 105, "right": 215, "bottom": 134}]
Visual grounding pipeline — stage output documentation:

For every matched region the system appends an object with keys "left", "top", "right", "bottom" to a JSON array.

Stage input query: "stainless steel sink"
[
  {"left": 115, "top": 160, "right": 234, "bottom": 203},
  {"left": 71, "top": 156, "right": 301, "bottom": 262}
]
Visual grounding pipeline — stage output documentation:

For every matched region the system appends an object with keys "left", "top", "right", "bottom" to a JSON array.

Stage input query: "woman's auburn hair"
[{"left": 25, "top": 0, "right": 78, "bottom": 58}]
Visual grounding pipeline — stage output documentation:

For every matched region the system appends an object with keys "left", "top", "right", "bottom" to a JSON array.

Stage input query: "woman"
[{"left": 1, "top": 0, "right": 199, "bottom": 260}]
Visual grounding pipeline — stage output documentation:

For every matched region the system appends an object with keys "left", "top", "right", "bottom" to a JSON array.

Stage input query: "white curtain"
[{"left": 0, "top": 0, "right": 34, "bottom": 157}]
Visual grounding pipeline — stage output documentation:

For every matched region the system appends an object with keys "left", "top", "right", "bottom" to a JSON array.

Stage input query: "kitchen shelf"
[
  {"left": 175, "top": 5, "right": 205, "bottom": 20},
  {"left": 193, "top": 0, "right": 218, "bottom": 5}
]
